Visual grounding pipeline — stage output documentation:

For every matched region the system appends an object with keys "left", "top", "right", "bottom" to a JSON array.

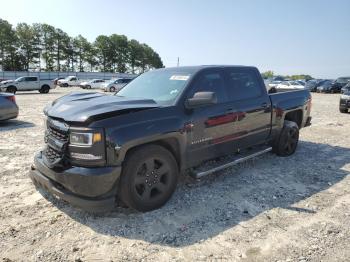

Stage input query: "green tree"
[
  {"left": 16, "top": 23, "right": 41, "bottom": 70},
  {"left": 261, "top": 70, "right": 274, "bottom": 79},
  {"left": 0, "top": 19, "right": 18, "bottom": 70},
  {"left": 94, "top": 35, "right": 113, "bottom": 72},
  {"left": 73, "top": 35, "right": 90, "bottom": 72},
  {"left": 85, "top": 43, "right": 98, "bottom": 72},
  {"left": 128, "top": 39, "right": 142, "bottom": 74},
  {"left": 40, "top": 23, "right": 56, "bottom": 71},
  {"left": 110, "top": 34, "right": 129, "bottom": 73}
]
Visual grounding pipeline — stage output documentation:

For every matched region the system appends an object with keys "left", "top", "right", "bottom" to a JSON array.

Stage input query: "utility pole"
[{"left": 177, "top": 57, "right": 179, "bottom": 67}]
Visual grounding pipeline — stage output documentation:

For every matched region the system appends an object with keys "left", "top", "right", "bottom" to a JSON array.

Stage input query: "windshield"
[
  {"left": 337, "top": 78, "right": 350, "bottom": 84},
  {"left": 117, "top": 69, "right": 193, "bottom": 105},
  {"left": 108, "top": 79, "right": 118, "bottom": 83},
  {"left": 15, "top": 77, "right": 24, "bottom": 82},
  {"left": 321, "top": 81, "right": 332, "bottom": 86}
]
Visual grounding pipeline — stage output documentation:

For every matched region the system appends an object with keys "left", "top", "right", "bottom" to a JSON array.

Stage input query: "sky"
[{"left": 1, "top": 0, "right": 349, "bottom": 78}]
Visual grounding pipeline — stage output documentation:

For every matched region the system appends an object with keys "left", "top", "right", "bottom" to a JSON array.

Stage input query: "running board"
[{"left": 191, "top": 147, "right": 272, "bottom": 179}]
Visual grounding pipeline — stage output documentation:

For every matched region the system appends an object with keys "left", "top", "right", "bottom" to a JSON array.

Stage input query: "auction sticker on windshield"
[{"left": 170, "top": 75, "right": 190, "bottom": 81}]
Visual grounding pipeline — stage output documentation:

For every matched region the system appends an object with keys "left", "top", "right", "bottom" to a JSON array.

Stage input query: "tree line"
[
  {"left": 0, "top": 18, "right": 164, "bottom": 74},
  {"left": 261, "top": 70, "right": 313, "bottom": 81}
]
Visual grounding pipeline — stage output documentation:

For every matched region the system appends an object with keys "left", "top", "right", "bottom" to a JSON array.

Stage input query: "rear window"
[{"left": 226, "top": 68, "right": 262, "bottom": 100}]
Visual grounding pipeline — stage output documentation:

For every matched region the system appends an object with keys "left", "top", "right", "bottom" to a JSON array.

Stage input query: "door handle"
[{"left": 261, "top": 102, "right": 269, "bottom": 108}]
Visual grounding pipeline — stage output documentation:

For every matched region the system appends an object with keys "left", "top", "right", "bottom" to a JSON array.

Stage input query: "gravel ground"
[{"left": 1, "top": 88, "right": 350, "bottom": 262}]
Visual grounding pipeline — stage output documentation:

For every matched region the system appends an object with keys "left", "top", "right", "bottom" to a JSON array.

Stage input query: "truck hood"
[
  {"left": 1, "top": 80, "right": 14, "bottom": 85},
  {"left": 45, "top": 92, "right": 159, "bottom": 123}
]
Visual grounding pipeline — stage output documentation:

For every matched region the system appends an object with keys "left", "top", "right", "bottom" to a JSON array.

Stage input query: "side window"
[
  {"left": 226, "top": 69, "right": 262, "bottom": 100},
  {"left": 71, "top": 77, "right": 76, "bottom": 81},
  {"left": 189, "top": 71, "right": 227, "bottom": 103}
]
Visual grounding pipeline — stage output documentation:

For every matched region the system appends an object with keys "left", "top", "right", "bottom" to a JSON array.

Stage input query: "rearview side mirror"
[{"left": 185, "top": 91, "right": 217, "bottom": 109}]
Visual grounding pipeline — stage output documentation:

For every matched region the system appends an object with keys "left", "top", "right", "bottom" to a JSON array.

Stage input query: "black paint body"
[{"left": 30, "top": 66, "right": 312, "bottom": 211}]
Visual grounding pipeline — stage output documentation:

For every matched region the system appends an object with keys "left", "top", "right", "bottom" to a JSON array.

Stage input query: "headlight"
[{"left": 69, "top": 132, "right": 102, "bottom": 146}]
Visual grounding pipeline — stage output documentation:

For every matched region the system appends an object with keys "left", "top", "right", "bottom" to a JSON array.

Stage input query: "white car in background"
[
  {"left": 57, "top": 76, "right": 81, "bottom": 87},
  {"left": 268, "top": 80, "right": 283, "bottom": 89},
  {"left": 80, "top": 79, "right": 105, "bottom": 89},
  {"left": 101, "top": 78, "right": 134, "bottom": 92},
  {"left": 0, "top": 76, "right": 54, "bottom": 94},
  {"left": 276, "top": 81, "right": 305, "bottom": 91}
]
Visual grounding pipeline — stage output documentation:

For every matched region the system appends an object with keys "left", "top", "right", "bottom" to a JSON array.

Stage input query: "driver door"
[{"left": 185, "top": 69, "right": 239, "bottom": 167}]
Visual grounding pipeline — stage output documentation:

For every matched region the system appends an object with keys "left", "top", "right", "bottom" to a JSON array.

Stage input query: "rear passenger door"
[{"left": 224, "top": 67, "right": 271, "bottom": 148}]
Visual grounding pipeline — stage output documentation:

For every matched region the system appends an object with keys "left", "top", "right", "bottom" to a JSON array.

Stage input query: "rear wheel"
[
  {"left": 119, "top": 145, "right": 178, "bottom": 212},
  {"left": 273, "top": 120, "right": 299, "bottom": 157},
  {"left": 6, "top": 86, "right": 17, "bottom": 94}
]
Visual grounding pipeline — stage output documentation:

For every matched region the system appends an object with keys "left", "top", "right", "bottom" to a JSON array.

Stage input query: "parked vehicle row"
[
  {"left": 266, "top": 76, "right": 350, "bottom": 94},
  {"left": 0, "top": 75, "right": 136, "bottom": 94}
]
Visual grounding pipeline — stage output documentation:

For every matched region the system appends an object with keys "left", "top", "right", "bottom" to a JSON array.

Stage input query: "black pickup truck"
[{"left": 30, "top": 66, "right": 312, "bottom": 212}]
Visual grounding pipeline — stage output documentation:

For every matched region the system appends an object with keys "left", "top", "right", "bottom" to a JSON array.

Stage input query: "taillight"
[
  {"left": 6, "top": 95, "right": 16, "bottom": 103},
  {"left": 307, "top": 97, "right": 312, "bottom": 111}
]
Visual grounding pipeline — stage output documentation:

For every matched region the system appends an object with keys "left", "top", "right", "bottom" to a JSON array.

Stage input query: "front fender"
[{"left": 105, "top": 117, "right": 187, "bottom": 168}]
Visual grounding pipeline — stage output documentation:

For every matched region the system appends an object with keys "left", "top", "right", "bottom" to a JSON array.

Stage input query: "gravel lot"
[{"left": 1, "top": 88, "right": 350, "bottom": 261}]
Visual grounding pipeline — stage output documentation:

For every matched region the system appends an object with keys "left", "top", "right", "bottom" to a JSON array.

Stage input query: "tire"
[
  {"left": 86, "top": 85, "right": 91, "bottom": 89},
  {"left": 110, "top": 86, "right": 116, "bottom": 92},
  {"left": 39, "top": 85, "right": 50, "bottom": 94},
  {"left": 63, "top": 83, "right": 68, "bottom": 87},
  {"left": 273, "top": 120, "right": 299, "bottom": 157},
  {"left": 6, "top": 86, "right": 17, "bottom": 94},
  {"left": 339, "top": 108, "right": 347, "bottom": 113},
  {"left": 119, "top": 145, "right": 179, "bottom": 212}
]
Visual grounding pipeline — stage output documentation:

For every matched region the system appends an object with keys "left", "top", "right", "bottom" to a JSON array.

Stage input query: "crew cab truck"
[
  {"left": 0, "top": 76, "right": 54, "bottom": 94},
  {"left": 57, "top": 76, "right": 80, "bottom": 87},
  {"left": 30, "top": 66, "right": 312, "bottom": 212}
]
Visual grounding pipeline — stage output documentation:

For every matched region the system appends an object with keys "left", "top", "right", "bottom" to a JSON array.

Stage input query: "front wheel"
[
  {"left": 119, "top": 145, "right": 178, "bottom": 212},
  {"left": 273, "top": 120, "right": 299, "bottom": 157},
  {"left": 110, "top": 86, "right": 116, "bottom": 92},
  {"left": 6, "top": 86, "right": 17, "bottom": 94}
]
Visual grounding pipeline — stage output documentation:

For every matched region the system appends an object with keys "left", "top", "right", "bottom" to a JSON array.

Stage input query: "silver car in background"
[
  {"left": 101, "top": 78, "right": 134, "bottom": 92},
  {"left": 0, "top": 93, "right": 18, "bottom": 121}
]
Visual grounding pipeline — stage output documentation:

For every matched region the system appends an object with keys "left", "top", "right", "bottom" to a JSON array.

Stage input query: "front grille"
[
  {"left": 44, "top": 118, "right": 69, "bottom": 166},
  {"left": 44, "top": 146, "right": 62, "bottom": 164},
  {"left": 48, "top": 126, "right": 68, "bottom": 142}
]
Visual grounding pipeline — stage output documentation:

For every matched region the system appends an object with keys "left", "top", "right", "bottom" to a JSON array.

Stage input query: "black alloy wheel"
[
  {"left": 273, "top": 120, "right": 299, "bottom": 156},
  {"left": 119, "top": 145, "right": 178, "bottom": 212}
]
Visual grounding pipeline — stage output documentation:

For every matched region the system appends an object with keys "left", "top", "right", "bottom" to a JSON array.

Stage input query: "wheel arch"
[
  {"left": 284, "top": 109, "right": 303, "bottom": 128},
  {"left": 123, "top": 138, "right": 182, "bottom": 172}
]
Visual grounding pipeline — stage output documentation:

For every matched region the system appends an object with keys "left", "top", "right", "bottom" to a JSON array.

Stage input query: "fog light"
[{"left": 70, "top": 152, "right": 102, "bottom": 160}]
